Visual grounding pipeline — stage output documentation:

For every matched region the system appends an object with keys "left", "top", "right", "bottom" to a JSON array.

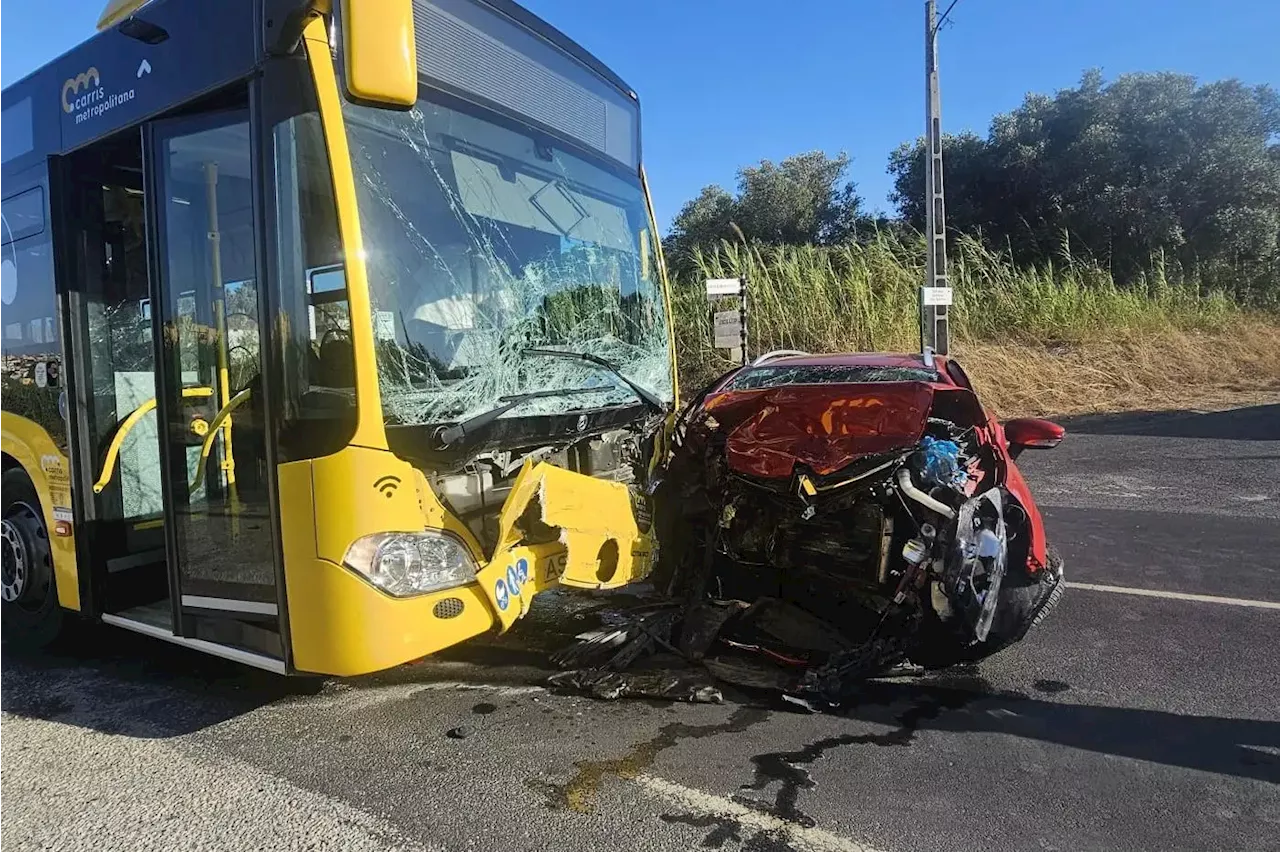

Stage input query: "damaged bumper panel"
[
  {"left": 547, "top": 374, "right": 1066, "bottom": 710},
  {"left": 477, "top": 460, "right": 655, "bottom": 630}
]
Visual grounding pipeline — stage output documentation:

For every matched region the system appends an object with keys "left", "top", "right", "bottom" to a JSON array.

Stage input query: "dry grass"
[{"left": 958, "top": 321, "right": 1280, "bottom": 418}]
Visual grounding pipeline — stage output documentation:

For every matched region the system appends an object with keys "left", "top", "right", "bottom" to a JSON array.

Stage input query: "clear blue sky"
[{"left": 4, "top": 0, "right": 1276, "bottom": 229}]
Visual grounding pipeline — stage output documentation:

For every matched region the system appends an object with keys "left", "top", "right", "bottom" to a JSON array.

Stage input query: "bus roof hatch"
[{"left": 97, "top": 0, "right": 155, "bottom": 30}]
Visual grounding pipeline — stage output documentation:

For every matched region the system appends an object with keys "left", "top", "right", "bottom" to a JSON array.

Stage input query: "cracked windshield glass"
[{"left": 341, "top": 95, "right": 672, "bottom": 430}]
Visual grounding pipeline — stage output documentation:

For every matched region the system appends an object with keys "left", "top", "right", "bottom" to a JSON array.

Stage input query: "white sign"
[
  {"left": 715, "top": 330, "right": 745, "bottom": 347},
  {"left": 714, "top": 310, "right": 742, "bottom": 334},
  {"left": 705, "top": 278, "right": 742, "bottom": 297},
  {"left": 714, "top": 309, "right": 742, "bottom": 350},
  {"left": 921, "top": 286, "right": 954, "bottom": 306}
]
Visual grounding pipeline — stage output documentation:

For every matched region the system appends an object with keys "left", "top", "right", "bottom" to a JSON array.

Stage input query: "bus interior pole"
[
  {"left": 922, "top": 0, "right": 951, "bottom": 357},
  {"left": 203, "top": 162, "right": 239, "bottom": 519}
]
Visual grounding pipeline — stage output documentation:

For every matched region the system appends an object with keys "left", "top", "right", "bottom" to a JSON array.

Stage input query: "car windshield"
[
  {"left": 726, "top": 364, "right": 940, "bottom": 390},
  {"left": 341, "top": 93, "right": 672, "bottom": 428}
]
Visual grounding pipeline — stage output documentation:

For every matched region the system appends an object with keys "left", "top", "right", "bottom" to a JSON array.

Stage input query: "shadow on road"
[
  {"left": 0, "top": 590, "right": 608, "bottom": 739},
  {"left": 1059, "top": 404, "right": 1280, "bottom": 441},
  {"left": 1, "top": 621, "right": 322, "bottom": 739},
  {"left": 830, "top": 674, "right": 1280, "bottom": 785}
]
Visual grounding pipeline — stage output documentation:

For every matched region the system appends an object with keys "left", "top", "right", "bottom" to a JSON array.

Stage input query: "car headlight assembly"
[{"left": 342, "top": 531, "right": 477, "bottom": 597}]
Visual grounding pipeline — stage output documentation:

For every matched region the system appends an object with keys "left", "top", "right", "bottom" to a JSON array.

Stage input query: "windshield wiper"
[
  {"left": 432, "top": 387, "right": 604, "bottom": 449},
  {"left": 523, "top": 348, "right": 666, "bottom": 414}
]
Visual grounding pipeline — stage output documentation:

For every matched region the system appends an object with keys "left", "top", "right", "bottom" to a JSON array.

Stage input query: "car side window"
[{"left": 945, "top": 358, "right": 973, "bottom": 390}]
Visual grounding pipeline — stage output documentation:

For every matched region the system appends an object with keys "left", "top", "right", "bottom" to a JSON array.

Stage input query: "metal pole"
[
  {"left": 922, "top": 0, "right": 950, "bottom": 356},
  {"left": 203, "top": 162, "right": 239, "bottom": 523},
  {"left": 739, "top": 276, "right": 749, "bottom": 365}
]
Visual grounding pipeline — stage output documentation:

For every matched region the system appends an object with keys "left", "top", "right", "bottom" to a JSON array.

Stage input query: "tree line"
[{"left": 664, "top": 71, "right": 1280, "bottom": 303}]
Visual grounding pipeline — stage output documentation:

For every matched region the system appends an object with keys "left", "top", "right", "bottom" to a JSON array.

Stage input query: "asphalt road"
[{"left": 4, "top": 404, "right": 1278, "bottom": 852}]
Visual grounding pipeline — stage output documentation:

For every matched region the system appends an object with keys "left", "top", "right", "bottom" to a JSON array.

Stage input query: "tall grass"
[{"left": 672, "top": 231, "right": 1247, "bottom": 394}]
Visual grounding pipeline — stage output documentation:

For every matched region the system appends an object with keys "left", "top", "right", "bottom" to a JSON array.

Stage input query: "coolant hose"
[{"left": 896, "top": 468, "right": 957, "bottom": 519}]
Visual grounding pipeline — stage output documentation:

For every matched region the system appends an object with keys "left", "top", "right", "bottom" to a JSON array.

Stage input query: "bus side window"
[
  {"left": 271, "top": 109, "right": 357, "bottom": 461},
  {"left": 305, "top": 265, "right": 352, "bottom": 389},
  {"left": 1, "top": 185, "right": 66, "bottom": 450}
]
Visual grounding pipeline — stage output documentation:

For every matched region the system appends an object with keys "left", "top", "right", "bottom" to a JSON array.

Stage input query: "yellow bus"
[{"left": 1, "top": 0, "right": 676, "bottom": 675}]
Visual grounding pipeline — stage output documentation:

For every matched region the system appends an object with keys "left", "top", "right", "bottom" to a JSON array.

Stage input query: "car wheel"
[
  {"left": 963, "top": 543, "right": 1066, "bottom": 661},
  {"left": 909, "top": 544, "right": 1065, "bottom": 669},
  {"left": 1, "top": 468, "right": 64, "bottom": 648}
]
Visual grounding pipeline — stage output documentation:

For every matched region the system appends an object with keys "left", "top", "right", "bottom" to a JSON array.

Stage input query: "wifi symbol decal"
[{"left": 374, "top": 475, "right": 402, "bottom": 498}]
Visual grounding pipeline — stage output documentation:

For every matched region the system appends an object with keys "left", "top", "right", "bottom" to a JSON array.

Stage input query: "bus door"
[
  {"left": 60, "top": 128, "right": 173, "bottom": 618},
  {"left": 148, "top": 107, "right": 285, "bottom": 659}
]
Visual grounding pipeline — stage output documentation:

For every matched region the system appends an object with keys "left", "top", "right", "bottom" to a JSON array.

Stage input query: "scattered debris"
[
  {"left": 446, "top": 725, "right": 475, "bottom": 739},
  {"left": 780, "top": 694, "right": 821, "bottom": 714},
  {"left": 548, "top": 669, "right": 723, "bottom": 704}
]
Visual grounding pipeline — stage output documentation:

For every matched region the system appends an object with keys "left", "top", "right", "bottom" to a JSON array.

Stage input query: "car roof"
[{"left": 749, "top": 352, "right": 944, "bottom": 370}]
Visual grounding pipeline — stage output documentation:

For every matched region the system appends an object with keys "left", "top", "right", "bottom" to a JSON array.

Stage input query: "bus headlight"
[{"left": 342, "top": 532, "right": 477, "bottom": 597}]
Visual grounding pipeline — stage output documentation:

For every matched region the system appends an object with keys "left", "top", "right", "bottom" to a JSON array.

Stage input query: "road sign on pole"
[
  {"left": 705, "top": 277, "right": 748, "bottom": 364},
  {"left": 921, "top": 286, "right": 953, "bottom": 306},
  {"left": 713, "top": 310, "right": 742, "bottom": 349},
  {"left": 705, "top": 278, "right": 742, "bottom": 297}
]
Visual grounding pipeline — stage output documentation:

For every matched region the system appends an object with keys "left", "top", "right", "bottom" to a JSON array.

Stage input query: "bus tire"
[{"left": 2, "top": 468, "right": 64, "bottom": 648}]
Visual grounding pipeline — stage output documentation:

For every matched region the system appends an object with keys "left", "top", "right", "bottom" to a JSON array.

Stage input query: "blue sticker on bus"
[
  {"left": 516, "top": 558, "right": 529, "bottom": 585},
  {"left": 506, "top": 565, "right": 521, "bottom": 596},
  {"left": 494, "top": 578, "right": 509, "bottom": 611}
]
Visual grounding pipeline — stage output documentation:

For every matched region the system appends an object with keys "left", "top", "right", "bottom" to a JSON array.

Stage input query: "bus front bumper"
[{"left": 284, "top": 454, "right": 652, "bottom": 677}]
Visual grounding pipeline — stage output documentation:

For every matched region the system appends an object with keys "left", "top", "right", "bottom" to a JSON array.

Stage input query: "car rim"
[{"left": 1, "top": 516, "right": 28, "bottom": 603}]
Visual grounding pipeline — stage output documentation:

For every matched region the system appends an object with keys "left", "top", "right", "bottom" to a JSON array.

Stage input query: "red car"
[{"left": 652, "top": 350, "right": 1066, "bottom": 700}]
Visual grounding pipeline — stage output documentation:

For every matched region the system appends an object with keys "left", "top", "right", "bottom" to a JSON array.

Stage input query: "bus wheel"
[{"left": 1, "top": 469, "right": 63, "bottom": 648}]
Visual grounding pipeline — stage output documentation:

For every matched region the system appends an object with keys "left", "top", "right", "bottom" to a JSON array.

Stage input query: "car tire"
[
  {"left": 2, "top": 468, "right": 65, "bottom": 648},
  {"left": 1011, "top": 544, "right": 1065, "bottom": 641}
]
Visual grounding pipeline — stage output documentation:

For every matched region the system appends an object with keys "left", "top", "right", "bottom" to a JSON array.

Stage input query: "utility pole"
[{"left": 921, "top": 0, "right": 951, "bottom": 357}]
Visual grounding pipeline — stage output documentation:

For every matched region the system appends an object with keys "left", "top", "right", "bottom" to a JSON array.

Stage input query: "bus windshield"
[{"left": 342, "top": 93, "right": 672, "bottom": 430}]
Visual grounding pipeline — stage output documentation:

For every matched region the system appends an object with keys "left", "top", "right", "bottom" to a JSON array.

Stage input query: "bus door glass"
[
  {"left": 62, "top": 130, "right": 172, "bottom": 612},
  {"left": 150, "top": 109, "right": 282, "bottom": 642}
]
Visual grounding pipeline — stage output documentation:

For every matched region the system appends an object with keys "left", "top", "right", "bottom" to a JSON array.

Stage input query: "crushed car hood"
[{"left": 697, "top": 382, "right": 936, "bottom": 478}]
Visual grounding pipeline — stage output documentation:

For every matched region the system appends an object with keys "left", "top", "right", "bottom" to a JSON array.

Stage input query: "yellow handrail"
[
  {"left": 190, "top": 388, "right": 253, "bottom": 493},
  {"left": 94, "top": 386, "right": 214, "bottom": 493}
]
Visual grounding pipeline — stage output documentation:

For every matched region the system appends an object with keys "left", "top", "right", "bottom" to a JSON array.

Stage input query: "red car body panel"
[
  {"left": 703, "top": 383, "right": 935, "bottom": 478},
  {"left": 689, "top": 352, "right": 1053, "bottom": 574},
  {"left": 990, "top": 418, "right": 1050, "bottom": 573}
]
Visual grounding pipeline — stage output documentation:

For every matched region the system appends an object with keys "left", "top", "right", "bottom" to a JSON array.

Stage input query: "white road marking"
[
  {"left": 1067, "top": 582, "right": 1280, "bottom": 610},
  {"left": 636, "top": 774, "right": 883, "bottom": 852}
]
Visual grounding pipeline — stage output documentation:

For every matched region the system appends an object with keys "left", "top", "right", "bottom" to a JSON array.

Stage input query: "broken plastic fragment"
[
  {"left": 781, "top": 694, "right": 821, "bottom": 714},
  {"left": 547, "top": 669, "right": 724, "bottom": 704}
]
